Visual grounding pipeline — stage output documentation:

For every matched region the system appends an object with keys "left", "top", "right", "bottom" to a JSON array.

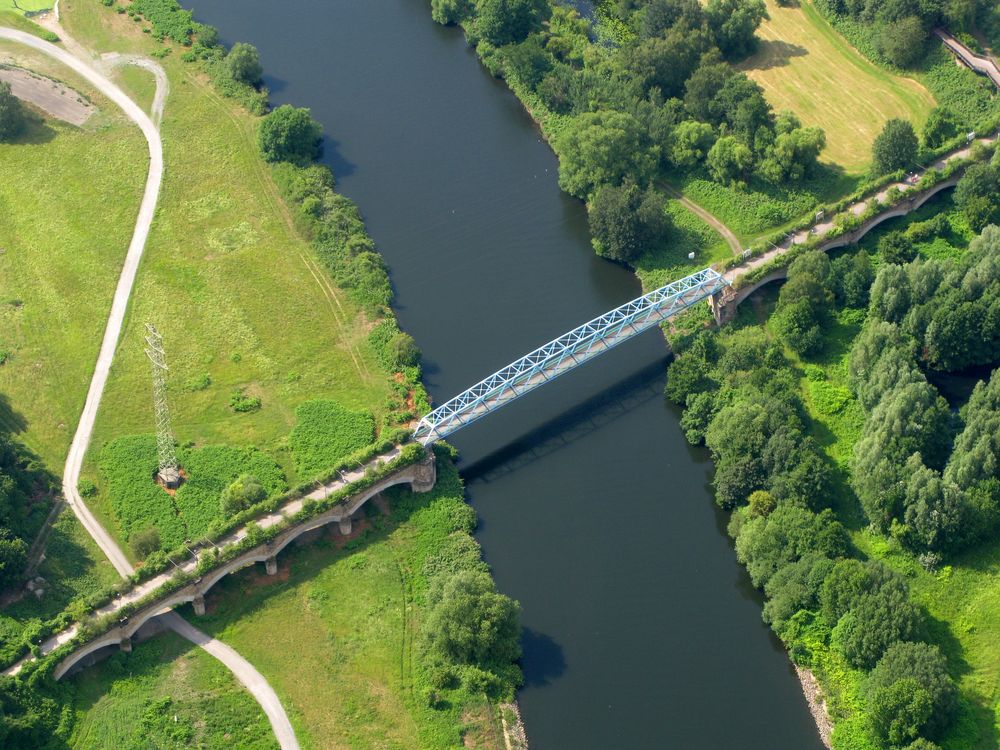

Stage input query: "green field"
[
  {"left": 70, "top": 631, "right": 276, "bottom": 749},
  {"left": 739, "top": 0, "right": 935, "bottom": 173},
  {"left": 34, "top": 0, "right": 399, "bottom": 553},
  {"left": 182, "top": 459, "right": 506, "bottom": 750},
  {"left": 0, "top": 0, "right": 52, "bottom": 14}
]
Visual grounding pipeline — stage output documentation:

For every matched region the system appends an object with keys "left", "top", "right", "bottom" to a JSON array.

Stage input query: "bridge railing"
[{"left": 414, "top": 267, "right": 729, "bottom": 444}]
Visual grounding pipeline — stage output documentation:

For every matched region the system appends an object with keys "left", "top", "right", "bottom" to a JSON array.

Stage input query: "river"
[{"left": 188, "top": 1, "right": 826, "bottom": 746}]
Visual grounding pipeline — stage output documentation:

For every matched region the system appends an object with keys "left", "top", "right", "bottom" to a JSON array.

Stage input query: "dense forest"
[{"left": 667, "top": 220, "right": 1000, "bottom": 747}]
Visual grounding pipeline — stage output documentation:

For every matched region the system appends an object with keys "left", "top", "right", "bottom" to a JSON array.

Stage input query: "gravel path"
[{"left": 0, "top": 25, "right": 299, "bottom": 750}]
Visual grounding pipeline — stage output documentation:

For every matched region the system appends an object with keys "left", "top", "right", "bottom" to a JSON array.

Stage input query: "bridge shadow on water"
[{"left": 460, "top": 358, "right": 668, "bottom": 485}]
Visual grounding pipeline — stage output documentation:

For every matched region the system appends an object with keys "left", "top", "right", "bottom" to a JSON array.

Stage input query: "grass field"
[
  {"left": 738, "top": 0, "right": 936, "bottom": 173},
  {"left": 36, "top": 0, "right": 398, "bottom": 551},
  {"left": 183, "top": 459, "right": 505, "bottom": 750},
  {"left": 69, "top": 631, "right": 277, "bottom": 749},
  {"left": 0, "top": 0, "right": 52, "bottom": 14}
]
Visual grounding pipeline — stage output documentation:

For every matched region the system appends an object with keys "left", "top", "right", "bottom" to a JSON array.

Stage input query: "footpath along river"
[{"left": 190, "top": 1, "right": 827, "bottom": 746}]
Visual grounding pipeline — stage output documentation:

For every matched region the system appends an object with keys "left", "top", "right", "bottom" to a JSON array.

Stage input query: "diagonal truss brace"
[{"left": 413, "top": 267, "right": 729, "bottom": 445}]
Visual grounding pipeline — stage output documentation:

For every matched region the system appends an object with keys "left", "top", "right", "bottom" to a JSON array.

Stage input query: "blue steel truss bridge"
[{"left": 413, "top": 267, "right": 729, "bottom": 445}]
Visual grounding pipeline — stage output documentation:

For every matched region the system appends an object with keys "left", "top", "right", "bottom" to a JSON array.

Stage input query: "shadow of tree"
[
  {"left": 748, "top": 39, "right": 809, "bottom": 71},
  {"left": 520, "top": 627, "right": 566, "bottom": 688}
]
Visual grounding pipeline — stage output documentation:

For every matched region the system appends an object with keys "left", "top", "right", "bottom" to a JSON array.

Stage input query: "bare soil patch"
[{"left": 0, "top": 64, "right": 94, "bottom": 124}]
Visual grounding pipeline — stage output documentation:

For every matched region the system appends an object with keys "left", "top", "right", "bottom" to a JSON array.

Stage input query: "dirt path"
[
  {"left": 162, "top": 612, "right": 301, "bottom": 750},
  {"left": 663, "top": 184, "right": 743, "bottom": 256},
  {"left": 0, "top": 22, "right": 299, "bottom": 750}
]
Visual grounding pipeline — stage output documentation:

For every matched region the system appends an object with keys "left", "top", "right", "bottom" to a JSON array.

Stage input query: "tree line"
[{"left": 666, "top": 321, "right": 964, "bottom": 748}]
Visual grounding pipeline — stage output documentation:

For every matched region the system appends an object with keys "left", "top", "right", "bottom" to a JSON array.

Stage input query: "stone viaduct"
[
  {"left": 708, "top": 174, "right": 963, "bottom": 324},
  {"left": 51, "top": 450, "right": 436, "bottom": 680}
]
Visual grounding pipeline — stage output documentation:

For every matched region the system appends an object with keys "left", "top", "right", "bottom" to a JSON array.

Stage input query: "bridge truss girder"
[{"left": 413, "top": 267, "right": 729, "bottom": 445}]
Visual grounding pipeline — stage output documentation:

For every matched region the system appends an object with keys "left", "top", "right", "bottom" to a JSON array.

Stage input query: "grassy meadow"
[
  {"left": 0, "top": 0, "right": 52, "bottom": 14},
  {"left": 41, "top": 0, "right": 397, "bottom": 552},
  {"left": 738, "top": 0, "right": 936, "bottom": 173},
  {"left": 69, "top": 631, "right": 277, "bottom": 749}
]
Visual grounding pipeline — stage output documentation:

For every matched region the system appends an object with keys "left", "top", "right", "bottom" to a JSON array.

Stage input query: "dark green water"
[{"left": 189, "top": 1, "right": 826, "bottom": 746}]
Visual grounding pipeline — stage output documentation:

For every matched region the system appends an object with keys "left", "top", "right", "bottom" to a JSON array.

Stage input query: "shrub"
[
  {"left": 865, "top": 642, "right": 958, "bottom": 741},
  {"left": 229, "top": 388, "right": 261, "bottom": 413},
  {"left": 130, "top": 0, "right": 195, "bottom": 44},
  {"left": 220, "top": 474, "right": 266, "bottom": 516},
  {"left": 289, "top": 400, "right": 376, "bottom": 478},
  {"left": 258, "top": 105, "right": 323, "bottom": 165},
  {"left": 130, "top": 527, "right": 161, "bottom": 559}
]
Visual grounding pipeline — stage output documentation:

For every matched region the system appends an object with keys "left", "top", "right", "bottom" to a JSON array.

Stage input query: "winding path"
[
  {"left": 663, "top": 184, "right": 743, "bottom": 256},
  {"left": 0, "top": 25, "right": 299, "bottom": 749}
]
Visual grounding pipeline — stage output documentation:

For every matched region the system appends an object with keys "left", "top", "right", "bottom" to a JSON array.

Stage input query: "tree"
[
  {"left": 503, "top": 35, "right": 552, "bottom": 88},
  {"left": 625, "top": 25, "right": 714, "bottom": 99},
  {"left": 735, "top": 504, "right": 848, "bottom": 588},
  {"left": 129, "top": 527, "right": 161, "bottom": 559},
  {"left": 773, "top": 250, "right": 834, "bottom": 354},
  {"left": 390, "top": 332, "right": 420, "bottom": 369},
  {"left": 226, "top": 42, "right": 263, "bottom": 86},
  {"left": 878, "top": 16, "right": 928, "bottom": 67},
  {"left": 869, "top": 678, "right": 934, "bottom": 746},
  {"left": 866, "top": 642, "right": 958, "bottom": 740},
  {"left": 946, "top": 370, "right": 1000, "bottom": 490},
  {"left": 431, "top": 0, "right": 472, "bottom": 25},
  {"left": 922, "top": 107, "right": 960, "bottom": 148},
  {"left": 758, "top": 126, "right": 826, "bottom": 182},
  {"left": 221, "top": 474, "right": 267, "bottom": 515},
  {"left": 669, "top": 120, "right": 716, "bottom": 168},
  {"left": 0, "top": 81, "right": 25, "bottom": 142},
  {"left": 422, "top": 570, "right": 521, "bottom": 671},
  {"left": 705, "top": 0, "right": 769, "bottom": 60},
  {"left": 588, "top": 182, "right": 669, "bottom": 263},
  {"left": 954, "top": 162, "right": 1000, "bottom": 231},
  {"left": 706, "top": 135, "right": 753, "bottom": 185},
  {"left": 258, "top": 105, "right": 323, "bottom": 165},
  {"left": 0, "top": 529, "right": 27, "bottom": 591},
  {"left": 683, "top": 58, "right": 732, "bottom": 123},
  {"left": 901, "top": 454, "right": 966, "bottom": 553},
  {"left": 642, "top": 0, "right": 705, "bottom": 38},
  {"left": 872, "top": 118, "right": 918, "bottom": 175},
  {"left": 878, "top": 230, "right": 917, "bottom": 265},
  {"left": 475, "top": 0, "right": 549, "bottom": 46},
  {"left": 762, "top": 552, "right": 835, "bottom": 635},
  {"left": 832, "top": 581, "right": 921, "bottom": 668},
  {"left": 557, "top": 110, "right": 656, "bottom": 198},
  {"left": 832, "top": 250, "right": 874, "bottom": 307}
]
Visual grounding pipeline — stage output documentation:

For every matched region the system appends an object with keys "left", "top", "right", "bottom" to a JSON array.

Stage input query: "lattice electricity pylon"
[
  {"left": 413, "top": 266, "right": 729, "bottom": 445},
  {"left": 144, "top": 324, "right": 180, "bottom": 488}
]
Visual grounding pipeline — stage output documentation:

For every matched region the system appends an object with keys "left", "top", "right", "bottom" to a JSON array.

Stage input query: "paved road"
[{"left": 162, "top": 613, "right": 300, "bottom": 750}]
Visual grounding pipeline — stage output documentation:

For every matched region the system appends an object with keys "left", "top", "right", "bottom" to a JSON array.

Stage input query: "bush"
[
  {"left": 226, "top": 42, "right": 263, "bottom": 86},
  {"left": 229, "top": 388, "right": 261, "bottom": 413},
  {"left": 130, "top": 527, "right": 161, "bottom": 559},
  {"left": 220, "top": 474, "right": 266, "bottom": 516},
  {"left": 289, "top": 400, "right": 376, "bottom": 478},
  {"left": 258, "top": 105, "right": 323, "bottom": 165},
  {"left": 130, "top": 0, "right": 195, "bottom": 44}
]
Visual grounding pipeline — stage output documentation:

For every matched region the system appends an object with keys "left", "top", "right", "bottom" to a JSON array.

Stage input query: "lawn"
[
  {"left": 0, "top": 0, "right": 52, "bottom": 14},
  {"left": 183, "top": 458, "right": 506, "bottom": 750},
  {"left": 48, "top": 0, "right": 396, "bottom": 549},
  {"left": 738, "top": 0, "right": 936, "bottom": 173},
  {"left": 69, "top": 630, "right": 277, "bottom": 749}
]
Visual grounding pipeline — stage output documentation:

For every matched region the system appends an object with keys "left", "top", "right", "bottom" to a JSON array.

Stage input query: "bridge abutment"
[
  {"left": 411, "top": 450, "right": 436, "bottom": 492},
  {"left": 193, "top": 595, "right": 206, "bottom": 616},
  {"left": 119, "top": 637, "right": 132, "bottom": 653},
  {"left": 265, "top": 556, "right": 278, "bottom": 576},
  {"left": 338, "top": 515, "right": 353, "bottom": 535}
]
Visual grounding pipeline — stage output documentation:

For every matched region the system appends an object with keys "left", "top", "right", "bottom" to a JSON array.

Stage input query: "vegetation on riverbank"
[
  {"left": 668, "top": 185, "right": 1000, "bottom": 747},
  {"left": 166, "top": 450, "right": 515, "bottom": 750}
]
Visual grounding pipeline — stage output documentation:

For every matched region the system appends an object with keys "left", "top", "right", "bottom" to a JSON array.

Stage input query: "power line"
[{"left": 143, "top": 323, "right": 180, "bottom": 488}]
